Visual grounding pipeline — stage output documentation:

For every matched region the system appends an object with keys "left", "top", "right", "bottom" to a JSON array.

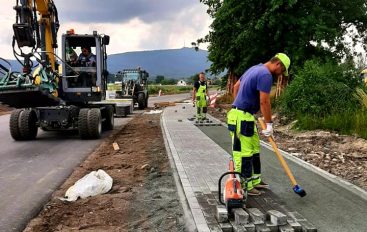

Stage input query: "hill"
[
  {"left": 2, "top": 47, "right": 211, "bottom": 80},
  {"left": 107, "top": 47, "right": 210, "bottom": 79}
]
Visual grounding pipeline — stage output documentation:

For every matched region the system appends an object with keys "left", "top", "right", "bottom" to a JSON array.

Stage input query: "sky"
[{"left": 0, "top": 0, "right": 212, "bottom": 59}]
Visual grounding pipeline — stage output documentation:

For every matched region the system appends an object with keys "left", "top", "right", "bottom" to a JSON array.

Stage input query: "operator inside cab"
[{"left": 77, "top": 46, "right": 96, "bottom": 67}]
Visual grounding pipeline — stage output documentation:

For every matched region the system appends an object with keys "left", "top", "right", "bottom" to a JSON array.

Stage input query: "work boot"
[
  {"left": 255, "top": 180, "right": 269, "bottom": 189},
  {"left": 247, "top": 188, "right": 261, "bottom": 196}
]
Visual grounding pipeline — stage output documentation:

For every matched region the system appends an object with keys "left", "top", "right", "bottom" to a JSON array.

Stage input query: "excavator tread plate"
[{"left": 0, "top": 88, "right": 61, "bottom": 108}]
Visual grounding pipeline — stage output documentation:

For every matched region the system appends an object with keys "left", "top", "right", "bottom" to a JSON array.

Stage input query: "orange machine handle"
[{"left": 258, "top": 118, "right": 298, "bottom": 186}]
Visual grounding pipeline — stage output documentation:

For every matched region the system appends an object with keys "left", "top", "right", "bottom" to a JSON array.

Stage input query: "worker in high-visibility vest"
[
  {"left": 227, "top": 53, "right": 291, "bottom": 196},
  {"left": 192, "top": 72, "right": 210, "bottom": 120}
]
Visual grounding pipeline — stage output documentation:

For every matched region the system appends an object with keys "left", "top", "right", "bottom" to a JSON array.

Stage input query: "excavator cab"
[{"left": 60, "top": 31, "right": 110, "bottom": 104}]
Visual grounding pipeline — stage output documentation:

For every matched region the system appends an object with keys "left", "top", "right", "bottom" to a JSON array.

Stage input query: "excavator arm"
[
  {"left": 0, "top": 0, "right": 61, "bottom": 108},
  {"left": 13, "top": 0, "right": 59, "bottom": 71}
]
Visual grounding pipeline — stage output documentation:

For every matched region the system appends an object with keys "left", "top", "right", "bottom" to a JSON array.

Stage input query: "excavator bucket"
[
  {"left": 0, "top": 87, "right": 60, "bottom": 108},
  {"left": 0, "top": 67, "right": 60, "bottom": 108}
]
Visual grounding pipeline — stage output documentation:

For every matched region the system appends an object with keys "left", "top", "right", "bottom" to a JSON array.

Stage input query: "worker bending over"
[{"left": 227, "top": 53, "right": 290, "bottom": 196}]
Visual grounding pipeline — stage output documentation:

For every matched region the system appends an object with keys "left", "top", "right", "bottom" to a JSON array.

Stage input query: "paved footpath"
[{"left": 162, "top": 103, "right": 367, "bottom": 232}]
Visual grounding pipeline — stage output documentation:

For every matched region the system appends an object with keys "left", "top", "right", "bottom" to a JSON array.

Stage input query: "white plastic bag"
[{"left": 63, "top": 169, "right": 113, "bottom": 201}]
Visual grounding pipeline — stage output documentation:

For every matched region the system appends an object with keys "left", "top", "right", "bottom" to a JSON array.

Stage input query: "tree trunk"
[{"left": 226, "top": 70, "right": 238, "bottom": 96}]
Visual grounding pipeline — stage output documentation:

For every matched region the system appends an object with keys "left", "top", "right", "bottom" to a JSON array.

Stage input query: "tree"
[
  {"left": 200, "top": 0, "right": 367, "bottom": 93},
  {"left": 156, "top": 75, "right": 165, "bottom": 84}
]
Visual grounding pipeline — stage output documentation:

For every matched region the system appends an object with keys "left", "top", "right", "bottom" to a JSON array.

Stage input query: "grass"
[{"left": 295, "top": 110, "right": 367, "bottom": 139}]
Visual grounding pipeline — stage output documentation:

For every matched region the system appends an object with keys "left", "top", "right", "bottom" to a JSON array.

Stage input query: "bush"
[{"left": 278, "top": 59, "right": 363, "bottom": 117}]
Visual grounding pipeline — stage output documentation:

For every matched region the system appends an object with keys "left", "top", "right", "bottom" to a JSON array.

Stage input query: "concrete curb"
[{"left": 160, "top": 113, "right": 197, "bottom": 232}]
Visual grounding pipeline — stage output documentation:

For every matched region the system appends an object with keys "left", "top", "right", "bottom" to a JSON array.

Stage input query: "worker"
[
  {"left": 227, "top": 53, "right": 290, "bottom": 196},
  {"left": 192, "top": 72, "right": 210, "bottom": 120},
  {"left": 76, "top": 46, "right": 96, "bottom": 67}
]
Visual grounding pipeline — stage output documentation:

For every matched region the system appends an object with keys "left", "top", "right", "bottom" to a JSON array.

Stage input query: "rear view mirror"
[{"left": 103, "top": 35, "right": 110, "bottom": 45}]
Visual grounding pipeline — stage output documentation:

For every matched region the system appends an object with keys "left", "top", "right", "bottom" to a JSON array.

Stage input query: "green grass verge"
[{"left": 296, "top": 110, "right": 367, "bottom": 139}]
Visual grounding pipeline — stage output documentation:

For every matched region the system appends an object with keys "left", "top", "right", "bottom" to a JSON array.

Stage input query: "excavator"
[{"left": 0, "top": 0, "right": 129, "bottom": 140}]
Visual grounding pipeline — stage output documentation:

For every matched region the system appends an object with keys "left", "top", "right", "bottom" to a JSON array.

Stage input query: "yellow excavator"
[{"left": 0, "top": 0, "right": 130, "bottom": 140}]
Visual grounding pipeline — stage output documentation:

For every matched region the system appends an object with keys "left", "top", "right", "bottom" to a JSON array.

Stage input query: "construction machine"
[
  {"left": 0, "top": 0, "right": 130, "bottom": 140},
  {"left": 113, "top": 68, "right": 149, "bottom": 109}
]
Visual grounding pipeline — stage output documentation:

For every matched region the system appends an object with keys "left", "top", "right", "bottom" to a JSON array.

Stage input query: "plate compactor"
[{"left": 218, "top": 159, "right": 247, "bottom": 213}]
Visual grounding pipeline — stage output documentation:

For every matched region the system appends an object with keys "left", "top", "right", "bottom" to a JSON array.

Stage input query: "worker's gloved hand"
[{"left": 262, "top": 123, "right": 273, "bottom": 137}]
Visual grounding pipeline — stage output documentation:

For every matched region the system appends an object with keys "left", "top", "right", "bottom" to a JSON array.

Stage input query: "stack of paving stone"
[{"left": 215, "top": 205, "right": 317, "bottom": 232}]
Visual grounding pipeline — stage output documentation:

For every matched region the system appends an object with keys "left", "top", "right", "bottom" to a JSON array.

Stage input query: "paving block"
[
  {"left": 216, "top": 205, "right": 229, "bottom": 223},
  {"left": 233, "top": 208, "right": 250, "bottom": 225},
  {"left": 265, "top": 222, "right": 278, "bottom": 232},
  {"left": 220, "top": 223, "right": 233, "bottom": 232},
  {"left": 255, "top": 224, "right": 271, "bottom": 232},
  {"left": 231, "top": 221, "right": 247, "bottom": 232},
  {"left": 246, "top": 208, "right": 266, "bottom": 223},
  {"left": 267, "top": 210, "right": 287, "bottom": 226},
  {"left": 287, "top": 219, "right": 302, "bottom": 232},
  {"left": 243, "top": 223, "right": 256, "bottom": 232},
  {"left": 287, "top": 212, "right": 307, "bottom": 222},
  {"left": 207, "top": 223, "right": 223, "bottom": 232},
  {"left": 298, "top": 220, "right": 317, "bottom": 232},
  {"left": 279, "top": 224, "right": 295, "bottom": 232}
]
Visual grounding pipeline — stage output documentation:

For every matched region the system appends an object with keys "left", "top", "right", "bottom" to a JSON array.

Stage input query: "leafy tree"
[
  {"left": 161, "top": 78, "right": 176, "bottom": 85},
  {"left": 200, "top": 0, "right": 367, "bottom": 76},
  {"left": 156, "top": 75, "right": 165, "bottom": 84}
]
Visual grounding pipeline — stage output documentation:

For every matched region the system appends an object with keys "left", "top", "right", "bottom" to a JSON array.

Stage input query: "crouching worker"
[
  {"left": 227, "top": 53, "right": 291, "bottom": 196},
  {"left": 192, "top": 72, "right": 210, "bottom": 120}
]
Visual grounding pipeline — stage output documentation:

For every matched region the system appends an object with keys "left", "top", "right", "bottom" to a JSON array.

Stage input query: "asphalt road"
[
  {"left": 199, "top": 125, "right": 367, "bottom": 232},
  {"left": 0, "top": 93, "right": 191, "bottom": 232}
]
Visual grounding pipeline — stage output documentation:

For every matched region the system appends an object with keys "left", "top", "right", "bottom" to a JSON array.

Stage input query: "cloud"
[
  {"left": 57, "top": 0, "right": 200, "bottom": 24},
  {"left": 0, "top": 0, "right": 211, "bottom": 59}
]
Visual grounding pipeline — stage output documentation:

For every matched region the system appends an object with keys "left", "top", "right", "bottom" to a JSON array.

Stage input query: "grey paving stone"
[
  {"left": 207, "top": 223, "right": 223, "bottom": 232},
  {"left": 220, "top": 223, "right": 233, "bottom": 232},
  {"left": 243, "top": 223, "right": 256, "bottom": 232},
  {"left": 267, "top": 210, "right": 287, "bottom": 226},
  {"left": 233, "top": 208, "right": 249, "bottom": 225},
  {"left": 265, "top": 222, "right": 278, "bottom": 232},
  {"left": 255, "top": 224, "right": 271, "bottom": 232},
  {"left": 216, "top": 205, "right": 229, "bottom": 223},
  {"left": 246, "top": 208, "right": 266, "bottom": 223},
  {"left": 231, "top": 222, "right": 247, "bottom": 232},
  {"left": 298, "top": 220, "right": 317, "bottom": 232},
  {"left": 279, "top": 224, "right": 295, "bottom": 232},
  {"left": 287, "top": 219, "right": 302, "bottom": 232}
]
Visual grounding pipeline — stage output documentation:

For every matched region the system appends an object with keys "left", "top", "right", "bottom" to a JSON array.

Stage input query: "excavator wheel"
[
  {"left": 10, "top": 109, "right": 38, "bottom": 140},
  {"left": 88, "top": 108, "right": 102, "bottom": 139},
  {"left": 138, "top": 93, "right": 146, "bottom": 109},
  {"left": 103, "top": 105, "right": 114, "bottom": 131},
  {"left": 20, "top": 109, "right": 38, "bottom": 140},
  {"left": 9, "top": 109, "right": 23, "bottom": 140},
  {"left": 78, "top": 108, "right": 90, "bottom": 139}
]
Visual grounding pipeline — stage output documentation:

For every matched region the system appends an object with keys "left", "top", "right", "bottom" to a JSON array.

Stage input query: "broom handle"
[{"left": 258, "top": 118, "right": 298, "bottom": 186}]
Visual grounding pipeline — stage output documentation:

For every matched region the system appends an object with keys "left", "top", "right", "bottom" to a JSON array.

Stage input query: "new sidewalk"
[
  {"left": 162, "top": 104, "right": 229, "bottom": 231},
  {"left": 161, "top": 103, "right": 367, "bottom": 232}
]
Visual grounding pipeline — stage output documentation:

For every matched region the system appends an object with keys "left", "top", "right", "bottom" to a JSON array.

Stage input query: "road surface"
[{"left": 0, "top": 92, "right": 191, "bottom": 232}]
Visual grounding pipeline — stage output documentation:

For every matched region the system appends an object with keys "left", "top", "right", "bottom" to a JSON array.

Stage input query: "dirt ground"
[
  {"left": 208, "top": 103, "right": 367, "bottom": 191},
  {"left": 24, "top": 113, "right": 186, "bottom": 232}
]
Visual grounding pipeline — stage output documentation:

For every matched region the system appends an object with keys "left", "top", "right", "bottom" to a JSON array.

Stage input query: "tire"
[
  {"left": 9, "top": 109, "right": 23, "bottom": 141},
  {"left": 18, "top": 109, "right": 38, "bottom": 140},
  {"left": 138, "top": 93, "right": 145, "bottom": 109},
  {"left": 88, "top": 108, "right": 102, "bottom": 139},
  {"left": 145, "top": 94, "right": 149, "bottom": 108},
  {"left": 78, "top": 108, "right": 90, "bottom": 139},
  {"left": 103, "top": 105, "right": 114, "bottom": 131}
]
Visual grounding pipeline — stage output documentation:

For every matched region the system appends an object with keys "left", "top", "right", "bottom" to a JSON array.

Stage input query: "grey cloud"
[{"left": 57, "top": 0, "right": 199, "bottom": 23}]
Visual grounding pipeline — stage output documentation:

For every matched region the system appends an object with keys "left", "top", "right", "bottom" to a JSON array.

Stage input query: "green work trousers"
[
  {"left": 227, "top": 108, "right": 262, "bottom": 190},
  {"left": 196, "top": 85, "right": 207, "bottom": 120}
]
